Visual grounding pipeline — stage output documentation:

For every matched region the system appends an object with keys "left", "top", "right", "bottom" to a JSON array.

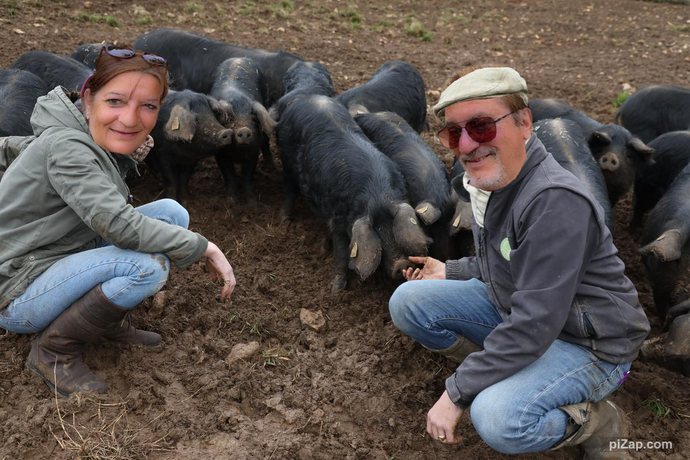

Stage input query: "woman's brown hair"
[{"left": 80, "top": 48, "right": 169, "bottom": 106}]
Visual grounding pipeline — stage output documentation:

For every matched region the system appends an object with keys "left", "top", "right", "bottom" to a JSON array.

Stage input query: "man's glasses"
[{"left": 437, "top": 111, "right": 515, "bottom": 149}]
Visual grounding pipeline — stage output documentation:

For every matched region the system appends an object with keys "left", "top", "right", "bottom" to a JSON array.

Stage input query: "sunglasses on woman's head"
[
  {"left": 437, "top": 111, "right": 515, "bottom": 149},
  {"left": 97, "top": 45, "right": 168, "bottom": 69}
]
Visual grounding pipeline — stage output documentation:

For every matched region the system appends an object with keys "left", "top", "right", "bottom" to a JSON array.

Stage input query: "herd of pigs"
[{"left": 1, "top": 28, "right": 689, "bottom": 374}]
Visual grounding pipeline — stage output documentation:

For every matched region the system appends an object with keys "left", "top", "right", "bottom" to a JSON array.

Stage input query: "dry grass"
[{"left": 50, "top": 367, "right": 173, "bottom": 460}]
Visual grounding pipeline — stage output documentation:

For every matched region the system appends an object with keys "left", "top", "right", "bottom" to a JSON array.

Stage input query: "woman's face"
[{"left": 83, "top": 71, "right": 161, "bottom": 155}]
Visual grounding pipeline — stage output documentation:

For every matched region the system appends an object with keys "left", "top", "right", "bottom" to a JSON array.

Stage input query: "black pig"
[
  {"left": 616, "top": 85, "right": 690, "bottom": 144},
  {"left": 0, "top": 69, "right": 48, "bottom": 137},
  {"left": 530, "top": 98, "right": 654, "bottom": 205},
  {"left": 269, "top": 61, "right": 335, "bottom": 121},
  {"left": 209, "top": 57, "right": 275, "bottom": 204},
  {"left": 10, "top": 51, "right": 92, "bottom": 93},
  {"left": 632, "top": 131, "right": 690, "bottom": 228},
  {"left": 134, "top": 28, "right": 304, "bottom": 103},
  {"left": 70, "top": 43, "right": 108, "bottom": 69},
  {"left": 534, "top": 119, "right": 614, "bottom": 231},
  {"left": 146, "top": 90, "right": 234, "bottom": 202},
  {"left": 639, "top": 162, "right": 690, "bottom": 325},
  {"left": 337, "top": 61, "right": 428, "bottom": 133},
  {"left": 275, "top": 95, "right": 431, "bottom": 292}
]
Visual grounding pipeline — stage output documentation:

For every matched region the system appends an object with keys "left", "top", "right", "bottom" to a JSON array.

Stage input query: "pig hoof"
[{"left": 332, "top": 275, "right": 347, "bottom": 293}]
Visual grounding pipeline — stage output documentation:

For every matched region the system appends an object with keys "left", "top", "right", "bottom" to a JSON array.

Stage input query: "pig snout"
[
  {"left": 235, "top": 126, "right": 254, "bottom": 145},
  {"left": 219, "top": 128, "right": 234, "bottom": 145},
  {"left": 391, "top": 258, "right": 414, "bottom": 279},
  {"left": 598, "top": 153, "right": 620, "bottom": 172}
]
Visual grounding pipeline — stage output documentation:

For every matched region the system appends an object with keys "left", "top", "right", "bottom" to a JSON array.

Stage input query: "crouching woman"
[{"left": 0, "top": 46, "right": 236, "bottom": 396}]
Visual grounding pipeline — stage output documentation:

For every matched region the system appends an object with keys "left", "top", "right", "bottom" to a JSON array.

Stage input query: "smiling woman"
[{"left": 0, "top": 46, "right": 237, "bottom": 398}]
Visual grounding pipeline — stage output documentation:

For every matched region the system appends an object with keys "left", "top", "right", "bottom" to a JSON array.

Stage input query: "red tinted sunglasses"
[
  {"left": 80, "top": 46, "right": 168, "bottom": 97},
  {"left": 437, "top": 111, "right": 515, "bottom": 148}
]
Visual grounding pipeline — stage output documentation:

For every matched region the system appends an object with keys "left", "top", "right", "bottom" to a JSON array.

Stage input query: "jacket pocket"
[{"left": 583, "top": 311, "right": 599, "bottom": 338}]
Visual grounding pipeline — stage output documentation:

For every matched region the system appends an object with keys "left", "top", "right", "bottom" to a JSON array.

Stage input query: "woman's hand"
[
  {"left": 202, "top": 242, "right": 236, "bottom": 298},
  {"left": 402, "top": 256, "right": 446, "bottom": 281}
]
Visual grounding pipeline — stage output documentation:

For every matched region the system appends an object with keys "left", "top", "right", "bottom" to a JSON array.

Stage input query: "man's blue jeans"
[
  {"left": 0, "top": 199, "right": 188, "bottom": 335},
  {"left": 389, "top": 278, "right": 631, "bottom": 454}
]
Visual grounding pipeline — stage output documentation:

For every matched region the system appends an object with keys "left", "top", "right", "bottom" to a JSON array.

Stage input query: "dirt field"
[{"left": 1, "top": 0, "right": 690, "bottom": 459}]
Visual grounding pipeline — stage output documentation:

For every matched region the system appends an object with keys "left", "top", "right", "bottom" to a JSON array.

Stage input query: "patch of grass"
[
  {"left": 2, "top": 0, "right": 21, "bottom": 15},
  {"left": 642, "top": 396, "right": 676, "bottom": 418},
  {"left": 76, "top": 11, "right": 122, "bottom": 27},
  {"left": 350, "top": 22, "right": 362, "bottom": 30},
  {"left": 136, "top": 15, "right": 153, "bottom": 25},
  {"left": 639, "top": 0, "right": 689, "bottom": 4},
  {"left": 669, "top": 24, "right": 690, "bottom": 32},
  {"left": 612, "top": 91, "right": 630, "bottom": 108},
  {"left": 404, "top": 18, "right": 431, "bottom": 41},
  {"left": 261, "top": 348, "right": 291, "bottom": 367},
  {"left": 270, "top": 0, "right": 293, "bottom": 18},
  {"left": 239, "top": 1, "right": 255, "bottom": 16},
  {"left": 242, "top": 317, "right": 267, "bottom": 337},
  {"left": 185, "top": 0, "right": 202, "bottom": 13},
  {"left": 340, "top": 7, "right": 362, "bottom": 25}
]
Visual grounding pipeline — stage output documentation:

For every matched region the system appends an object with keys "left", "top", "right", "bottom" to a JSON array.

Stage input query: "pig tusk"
[
  {"left": 350, "top": 243, "right": 358, "bottom": 258},
  {"left": 453, "top": 214, "right": 462, "bottom": 227},
  {"left": 171, "top": 117, "right": 180, "bottom": 130}
]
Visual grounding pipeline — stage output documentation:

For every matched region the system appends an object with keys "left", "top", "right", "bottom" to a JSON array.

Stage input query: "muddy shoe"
[
  {"left": 78, "top": 285, "right": 162, "bottom": 348},
  {"left": 26, "top": 337, "right": 107, "bottom": 397},
  {"left": 663, "top": 313, "right": 690, "bottom": 358}
]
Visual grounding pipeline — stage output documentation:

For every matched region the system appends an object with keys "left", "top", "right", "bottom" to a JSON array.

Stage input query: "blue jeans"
[
  {"left": 389, "top": 278, "right": 631, "bottom": 454},
  {"left": 0, "top": 199, "right": 188, "bottom": 335}
]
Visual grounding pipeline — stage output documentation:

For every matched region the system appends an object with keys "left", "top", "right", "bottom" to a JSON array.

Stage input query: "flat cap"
[{"left": 433, "top": 67, "right": 528, "bottom": 117}]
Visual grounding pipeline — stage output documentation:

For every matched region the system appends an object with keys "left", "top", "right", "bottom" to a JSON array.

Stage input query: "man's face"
[{"left": 445, "top": 98, "right": 532, "bottom": 191}]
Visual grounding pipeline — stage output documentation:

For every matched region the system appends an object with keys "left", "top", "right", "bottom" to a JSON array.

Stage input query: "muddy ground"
[{"left": 1, "top": 0, "right": 690, "bottom": 459}]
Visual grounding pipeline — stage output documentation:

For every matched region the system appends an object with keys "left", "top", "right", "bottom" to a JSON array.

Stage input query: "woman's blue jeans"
[
  {"left": 389, "top": 278, "right": 631, "bottom": 454},
  {"left": 0, "top": 199, "right": 188, "bottom": 335}
]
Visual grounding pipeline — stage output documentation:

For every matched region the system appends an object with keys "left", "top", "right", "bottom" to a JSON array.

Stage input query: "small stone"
[
  {"left": 225, "top": 341, "right": 261, "bottom": 365},
  {"left": 300, "top": 308, "right": 326, "bottom": 332},
  {"left": 13, "top": 29, "right": 25, "bottom": 35},
  {"left": 83, "top": 1, "right": 92, "bottom": 8},
  {"left": 149, "top": 290, "right": 166, "bottom": 318}
]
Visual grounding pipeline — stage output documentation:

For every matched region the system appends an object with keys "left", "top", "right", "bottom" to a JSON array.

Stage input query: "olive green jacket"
[{"left": 0, "top": 87, "right": 208, "bottom": 309}]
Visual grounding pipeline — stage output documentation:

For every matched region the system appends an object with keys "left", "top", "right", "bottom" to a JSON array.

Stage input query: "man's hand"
[
  {"left": 427, "top": 390, "right": 464, "bottom": 444},
  {"left": 402, "top": 256, "right": 446, "bottom": 281}
]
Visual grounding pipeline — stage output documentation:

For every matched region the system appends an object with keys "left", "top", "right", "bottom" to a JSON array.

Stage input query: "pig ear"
[
  {"left": 392, "top": 202, "right": 432, "bottom": 254},
  {"left": 208, "top": 97, "right": 234, "bottom": 125},
  {"left": 347, "top": 104, "right": 369, "bottom": 118},
  {"left": 348, "top": 216, "right": 382, "bottom": 280},
  {"left": 448, "top": 195, "right": 473, "bottom": 236},
  {"left": 588, "top": 130, "right": 612, "bottom": 146},
  {"left": 639, "top": 229, "right": 686, "bottom": 262},
  {"left": 252, "top": 101, "right": 276, "bottom": 137},
  {"left": 414, "top": 201, "right": 441, "bottom": 225},
  {"left": 164, "top": 105, "right": 196, "bottom": 142},
  {"left": 629, "top": 137, "right": 655, "bottom": 165}
]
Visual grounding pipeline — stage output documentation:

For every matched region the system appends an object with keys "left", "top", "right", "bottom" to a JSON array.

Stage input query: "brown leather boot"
[
  {"left": 26, "top": 288, "right": 109, "bottom": 397},
  {"left": 83, "top": 285, "right": 162, "bottom": 348},
  {"left": 550, "top": 399, "right": 630, "bottom": 459},
  {"left": 432, "top": 335, "right": 483, "bottom": 363}
]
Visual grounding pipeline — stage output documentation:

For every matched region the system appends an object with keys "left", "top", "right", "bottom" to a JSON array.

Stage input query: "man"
[{"left": 388, "top": 67, "right": 650, "bottom": 458}]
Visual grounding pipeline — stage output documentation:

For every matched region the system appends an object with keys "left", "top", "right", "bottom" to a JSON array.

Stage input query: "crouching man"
[{"left": 389, "top": 67, "right": 650, "bottom": 459}]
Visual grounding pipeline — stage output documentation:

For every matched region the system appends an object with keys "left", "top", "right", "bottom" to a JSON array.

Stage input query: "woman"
[{"left": 0, "top": 46, "right": 236, "bottom": 396}]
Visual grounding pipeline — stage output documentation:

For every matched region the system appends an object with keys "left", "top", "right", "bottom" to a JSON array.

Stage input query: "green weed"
[
  {"left": 261, "top": 347, "right": 291, "bottom": 367},
  {"left": 185, "top": 0, "right": 202, "bottom": 13},
  {"left": 270, "top": 0, "right": 293, "bottom": 18},
  {"left": 239, "top": 1, "right": 255, "bottom": 16},
  {"left": 612, "top": 91, "right": 630, "bottom": 108},
  {"left": 642, "top": 396, "right": 676, "bottom": 418},
  {"left": 136, "top": 15, "right": 153, "bottom": 25},
  {"left": 404, "top": 18, "right": 431, "bottom": 41},
  {"left": 76, "top": 11, "right": 122, "bottom": 27},
  {"left": 340, "top": 7, "right": 362, "bottom": 25},
  {"left": 669, "top": 24, "right": 690, "bottom": 32}
]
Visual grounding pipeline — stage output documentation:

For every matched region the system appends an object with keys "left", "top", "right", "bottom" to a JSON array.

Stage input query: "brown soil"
[{"left": 1, "top": 0, "right": 690, "bottom": 459}]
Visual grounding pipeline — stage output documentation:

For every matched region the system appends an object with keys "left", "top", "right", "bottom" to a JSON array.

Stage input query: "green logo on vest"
[{"left": 500, "top": 238, "right": 511, "bottom": 261}]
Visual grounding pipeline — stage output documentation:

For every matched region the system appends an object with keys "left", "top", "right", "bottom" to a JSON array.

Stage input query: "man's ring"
[
  {"left": 223, "top": 280, "right": 233, "bottom": 285},
  {"left": 438, "top": 434, "right": 446, "bottom": 442}
]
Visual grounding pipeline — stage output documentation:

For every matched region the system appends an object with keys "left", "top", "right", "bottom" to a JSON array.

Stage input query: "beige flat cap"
[{"left": 433, "top": 67, "right": 528, "bottom": 117}]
